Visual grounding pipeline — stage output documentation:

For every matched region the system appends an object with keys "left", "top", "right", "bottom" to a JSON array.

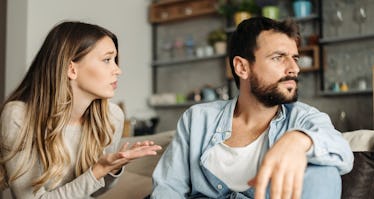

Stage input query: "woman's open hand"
[{"left": 92, "top": 140, "right": 162, "bottom": 179}]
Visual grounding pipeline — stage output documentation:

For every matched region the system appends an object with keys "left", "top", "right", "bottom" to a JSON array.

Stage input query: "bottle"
[{"left": 340, "top": 82, "right": 349, "bottom": 92}]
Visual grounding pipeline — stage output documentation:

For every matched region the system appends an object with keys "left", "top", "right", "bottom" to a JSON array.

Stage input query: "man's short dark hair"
[{"left": 228, "top": 17, "right": 300, "bottom": 88}]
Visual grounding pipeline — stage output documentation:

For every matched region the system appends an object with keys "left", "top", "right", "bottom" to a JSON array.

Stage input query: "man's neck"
[
  {"left": 235, "top": 93, "right": 279, "bottom": 126},
  {"left": 226, "top": 94, "right": 279, "bottom": 147}
]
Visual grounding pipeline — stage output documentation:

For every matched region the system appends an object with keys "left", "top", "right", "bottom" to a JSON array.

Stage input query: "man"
[{"left": 151, "top": 17, "right": 353, "bottom": 199}]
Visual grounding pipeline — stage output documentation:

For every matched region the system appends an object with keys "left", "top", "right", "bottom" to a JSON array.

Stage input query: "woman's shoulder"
[
  {"left": 108, "top": 102, "right": 125, "bottom": 124},
  {"left": 1, "top": 101, "right": 26, "bottom": 142},
  {"left": 1, "top": 101, "right": 26, "bottom": 122}
]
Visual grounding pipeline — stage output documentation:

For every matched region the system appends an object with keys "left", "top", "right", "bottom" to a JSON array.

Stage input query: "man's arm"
[
  {"left": 252, "top": 106, "right": 354, "bottom": 199},
  {"left": 151, "top": 110, "right": 192, "bottom": 199},
  {"left": 252, "top": 131, "right": 311, "bottom": 199}
]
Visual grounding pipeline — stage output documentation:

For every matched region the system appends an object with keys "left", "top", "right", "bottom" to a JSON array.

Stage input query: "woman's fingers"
[{"left": 121, "top": 145, "right": 162, "bottom": 160}]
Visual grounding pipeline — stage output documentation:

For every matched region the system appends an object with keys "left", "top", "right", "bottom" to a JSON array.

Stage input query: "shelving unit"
[
  {"left": 150, "top": 99, "right": 215, "bottom": 108},
  {"left": 320, "top": 89, "right": 372, "bottom": 96},
  {"left": 148, "top": 0, "right": 228, "bottom": 132},
  {"left": 152, "top": 54, "right": 225, "bottom": 67},
  {"left": 318, "top": 0, "right": 374, "bottom": 96},
  {"left": 320, "top": 33, "right": 374, "bottom": 45},
  {"left": 149, "top": 0, "right": 217, "bottom": 24},
  {"left": 299, "top": 45, "right": 320, "bottom": 72}
]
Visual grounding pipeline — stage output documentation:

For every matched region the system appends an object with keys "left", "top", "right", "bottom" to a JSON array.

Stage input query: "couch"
[
  {"left": 98, "top": 129, "right": 374, "bottom": 199},
  {"left": 97, "top": 129, "right": 374, "bottom": 199}
]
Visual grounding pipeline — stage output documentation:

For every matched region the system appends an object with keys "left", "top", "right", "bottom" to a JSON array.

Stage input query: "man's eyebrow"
[
  {"left": 266, "top": 51, "right": 287, "bottom": 58},
  {"left": 266, "top": 51, "right": 299, "bottom": 59}
]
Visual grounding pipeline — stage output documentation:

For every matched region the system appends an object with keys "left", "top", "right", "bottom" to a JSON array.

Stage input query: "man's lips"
[{"left": 281, "top": 80, "right": 297, "bottom": 86}]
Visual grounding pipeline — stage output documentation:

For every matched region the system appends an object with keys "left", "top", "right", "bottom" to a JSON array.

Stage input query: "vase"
[
  {"left": 214, "top": 42, "right": 226, "bottom": 55},
  {"left": 234, "top": 11, "right": 251, "bottom": 26},
  {"left": 293, "top": 0, "right": 312, "bottom": 18}
]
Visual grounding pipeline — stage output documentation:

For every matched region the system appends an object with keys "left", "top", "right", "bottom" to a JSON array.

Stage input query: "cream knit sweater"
[{"left": 0, "top": 101, "right": 124, "bottom": 199}]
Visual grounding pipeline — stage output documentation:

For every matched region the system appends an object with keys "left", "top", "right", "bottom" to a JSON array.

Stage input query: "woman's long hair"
[{"left": 0, "top": 21, "right": 118, "bottom": 192}]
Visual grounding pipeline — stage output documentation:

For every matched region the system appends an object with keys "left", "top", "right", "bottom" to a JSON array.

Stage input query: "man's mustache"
[{"left": 278, "top": 76, "right": 299, "bottom": 83}]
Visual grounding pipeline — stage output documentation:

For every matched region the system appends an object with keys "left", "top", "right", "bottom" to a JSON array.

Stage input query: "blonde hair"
[{"left": 0, "top": 21, "right": 118, "bottom": 192}]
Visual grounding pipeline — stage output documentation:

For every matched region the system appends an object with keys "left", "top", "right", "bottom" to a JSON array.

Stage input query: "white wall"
[{"left": 6, "top": 0, "right": 153, "bottom": 117}]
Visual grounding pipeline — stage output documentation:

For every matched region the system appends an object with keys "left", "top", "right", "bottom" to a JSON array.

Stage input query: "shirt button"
[{"left": 217, "top": 184, "right": 223, "bottom": 190}]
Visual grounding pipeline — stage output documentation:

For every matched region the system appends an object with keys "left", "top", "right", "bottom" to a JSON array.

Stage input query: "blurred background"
[{"left": 0, "top": 0, "right": 373, "bottom": 139}]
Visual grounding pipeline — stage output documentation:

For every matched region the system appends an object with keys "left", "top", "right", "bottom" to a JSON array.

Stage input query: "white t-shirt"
[{"left": 205, "top": 130, "right": 268, "bottom": 192}]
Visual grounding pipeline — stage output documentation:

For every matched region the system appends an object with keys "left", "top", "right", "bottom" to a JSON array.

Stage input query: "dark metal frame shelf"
[
  {"left": 319, "top": 89, "right": 372, "bottom": 96},
  {"left": 150, "top": 100, "right": 214, "bottom": 108},
  {"left": 152, "top": 54, "right": 226, "bottom": 67},
  {"left": 320, "top": 33, "right": 374, "bottom": 45}
]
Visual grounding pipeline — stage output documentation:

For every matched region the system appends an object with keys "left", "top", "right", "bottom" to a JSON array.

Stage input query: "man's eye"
[
  {"left": 103, "top": 58, "right": 111, "bottom": 63},
  {"left": 272, "top": 56, "right": 282, "bottom": 61}
]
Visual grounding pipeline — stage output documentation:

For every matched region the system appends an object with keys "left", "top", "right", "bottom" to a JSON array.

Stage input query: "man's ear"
[
  {"left": 233, "top": 56, "right": 250, "bottom": 80},
  {"left": 67, "top": 61, "right": 77, "bottom": 80}
]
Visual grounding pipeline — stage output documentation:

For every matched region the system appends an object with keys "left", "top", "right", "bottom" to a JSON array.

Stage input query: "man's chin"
[{"left": 280, "top": 89, "right": 298, "bottom": 102}]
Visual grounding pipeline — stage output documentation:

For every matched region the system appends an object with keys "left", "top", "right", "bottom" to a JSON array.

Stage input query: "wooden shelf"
[
  {"left": 299, "top": 45, "right": 320, "bottom": 72},
  {"left": 225, "top": 14, "right": 319, "bottom": 33},
  {"left": 152, "top": 54, "right": 226, "bottom": 67},
  {"left": 149, "top": 0, "right": 218, "bottom": 24}
]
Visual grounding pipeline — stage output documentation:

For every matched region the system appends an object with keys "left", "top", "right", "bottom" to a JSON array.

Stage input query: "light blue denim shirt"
[{"left": 151, "top": 96, "right": 354, "bottom": 199}]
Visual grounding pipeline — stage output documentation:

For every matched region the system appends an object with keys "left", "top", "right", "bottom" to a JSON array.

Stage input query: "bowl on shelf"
[{"left": 298, "top": 55, "right": 313, "bottom": 68}]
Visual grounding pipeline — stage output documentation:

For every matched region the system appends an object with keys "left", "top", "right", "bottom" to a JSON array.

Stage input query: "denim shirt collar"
[{"left": 215, "top": 95, "right": 288, "bottom": 136}]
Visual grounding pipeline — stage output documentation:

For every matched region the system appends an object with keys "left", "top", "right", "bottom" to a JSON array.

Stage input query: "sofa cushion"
[
  {"left": 97, "top": 170, "right": 152, "bottom": 199},
  {"left": 97, "top": 131, "right": 175, "bottom": 199},
  {"left": 341, "top": 152, "right": 374, "bottom": 199},
  {"left": 121, "top": 130, "right": 175, "bottom": 177},
  {"left": 342, "top": 130, "right": 374, "bottom": 152},
  {"left": 341, "top": 130, "right": 374, "bottom": 199}
]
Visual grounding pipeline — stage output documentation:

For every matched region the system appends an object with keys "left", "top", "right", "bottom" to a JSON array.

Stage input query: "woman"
[{"left": 0, "top": 21, "right": 161, "bottom": 198}]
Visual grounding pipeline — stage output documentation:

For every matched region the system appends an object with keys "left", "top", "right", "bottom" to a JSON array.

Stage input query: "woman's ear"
[
  {"left": 67, "top": 61, "right": 77, "bottom": 80},
  {"left": 233, "top": 56, "right": 250, "bottom": 80}
]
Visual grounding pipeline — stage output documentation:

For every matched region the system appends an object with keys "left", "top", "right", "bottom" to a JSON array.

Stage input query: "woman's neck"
[{"left": 69, "top": 95, "right": 93, "bottom": 126}]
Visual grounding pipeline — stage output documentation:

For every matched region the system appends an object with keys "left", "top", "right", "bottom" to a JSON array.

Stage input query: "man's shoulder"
[
  {"left": 188, "top": 100, "right": 231, "bottom": 114},
  {"left": 284, "top": 101, "right": 319, "bottom": 113}
]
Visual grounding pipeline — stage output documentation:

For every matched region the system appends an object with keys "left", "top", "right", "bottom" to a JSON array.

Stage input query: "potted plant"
[
  {"left": 207, "top": 29, "right": 227, "bottom": 54},
  {"left": 217, "top": 0, "right": 260, "bottom": 26}
]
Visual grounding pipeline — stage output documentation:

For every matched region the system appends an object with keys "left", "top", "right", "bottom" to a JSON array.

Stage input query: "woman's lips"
[{"left": 111, "top": 81, "right": 118, "bottom": 89}]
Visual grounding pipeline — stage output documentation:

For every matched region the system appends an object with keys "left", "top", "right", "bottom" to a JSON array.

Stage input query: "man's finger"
[
  {"left": 254, "top": 163, "right": 273, "bottom": 199},
  {"left": 270, "top": 169, "right": 284, "bottom": 199},
  {"left": 292, "top": 169, "right": 304, "bottom": 199},
  {"left": 281, "top": 173, "right": 294, "bottom": 199}
]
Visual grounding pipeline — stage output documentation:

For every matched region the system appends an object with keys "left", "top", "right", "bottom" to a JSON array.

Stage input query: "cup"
[
  {"left": 293, "top": 1, "right": 312, "bottom": 18},
  {"left": 358, "top": 80, "right": 367, "bottom": 90},
  {"left": 262, "top": 6, "right": 280, "bottom": 20},
  {"left": 298, "top": 55, "right": 313, "bottom": 68}
]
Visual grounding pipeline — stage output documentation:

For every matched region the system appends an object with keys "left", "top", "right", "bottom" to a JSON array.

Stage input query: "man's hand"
[
  {"left": 249, "top": 131, "right": 312, "bottom": 199},
  {"left": 92, "top": 140, "right": 162, "bottom": 179}
]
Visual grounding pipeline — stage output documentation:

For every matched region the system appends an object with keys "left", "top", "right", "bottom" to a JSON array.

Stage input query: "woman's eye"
[{"left": 103, "top": 58, "right": 111, "bottom": 63}]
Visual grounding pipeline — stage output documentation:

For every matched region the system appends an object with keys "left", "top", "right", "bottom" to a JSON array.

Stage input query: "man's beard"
[{"left": 250, "top": 73, "right": 298, "bottom": 107}]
